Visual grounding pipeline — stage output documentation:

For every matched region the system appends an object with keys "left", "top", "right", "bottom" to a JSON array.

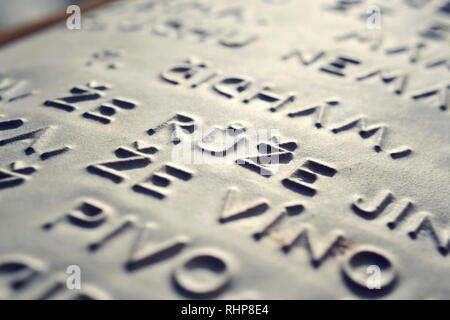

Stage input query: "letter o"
[
  {"left": 172, "top": 248, "right": 233, "bottom": 298},
  {"left": 342, "top": 245, "right": 398, "bottom": 293}
]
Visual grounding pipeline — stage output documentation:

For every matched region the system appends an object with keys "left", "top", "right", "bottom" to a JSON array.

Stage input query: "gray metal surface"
[{"left": 0, "top": 0, "right": 449, "bottom": 299}]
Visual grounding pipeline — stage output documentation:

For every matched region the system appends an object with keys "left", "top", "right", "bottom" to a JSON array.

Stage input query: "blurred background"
[
  {"left": 0, "top": 0, "right": 89, "bottom": 30},
  {"left": 0, "top": 0, "right": 116, "bottom": 46}
]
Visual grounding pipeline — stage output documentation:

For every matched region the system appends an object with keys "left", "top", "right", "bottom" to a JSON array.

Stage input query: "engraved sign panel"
[{"left": 0, "top": 0, "right": 449, "bottom": 300}]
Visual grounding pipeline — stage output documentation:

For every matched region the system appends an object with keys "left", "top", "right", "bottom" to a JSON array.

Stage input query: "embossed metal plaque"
[{"left": 0, "top": 0, "right": 449, "bottom": 300}]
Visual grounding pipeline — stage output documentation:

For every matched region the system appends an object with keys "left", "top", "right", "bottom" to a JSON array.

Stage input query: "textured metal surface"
[{"left": 0, "top": 0, "right": 449, "bottom": 300}]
